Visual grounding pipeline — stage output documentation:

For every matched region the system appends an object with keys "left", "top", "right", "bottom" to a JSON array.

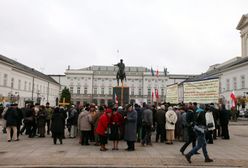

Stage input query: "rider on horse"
[{"left": 114, "top": 59, "right": 126, "bottom": 86}]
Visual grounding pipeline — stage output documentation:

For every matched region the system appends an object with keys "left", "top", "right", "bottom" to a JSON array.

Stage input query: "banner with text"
[
  {"left": 166, "top": 84, "right": 179, "bottom": 104},
  {"left": 183, "top": 79, "right": 219, "bottom": 104}
]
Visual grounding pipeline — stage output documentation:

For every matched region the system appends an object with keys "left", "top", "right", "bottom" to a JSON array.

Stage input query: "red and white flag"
[
  {"left": 230, "top": 91, "right": 237, "bottom": 108},
  {"left": 115, "top": 93, "right": 118, "bottom": 105},
  {"left": 152, "top": 89, "right": 155, "bottom": 102},
  {"left": 152, "top": 88, "right": 158, "bottom": 102},
  {"left": 155, "top": 89, "right": 159, "bottom": 100}
]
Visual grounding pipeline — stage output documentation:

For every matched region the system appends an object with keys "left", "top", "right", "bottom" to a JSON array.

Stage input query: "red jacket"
[
  {"left": 111, "top": 112, "right": 124, "bottom": 126},
  {"left": 96, "top": 112, "right": 110, "bottom": 136}
]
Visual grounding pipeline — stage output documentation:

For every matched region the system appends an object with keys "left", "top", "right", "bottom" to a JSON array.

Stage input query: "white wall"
[
  {"left": 220, "top": 65, "right": 248, "bottom": 109},
  {"left": 0, "top": 62, "right": 60, "bottom": 107}
]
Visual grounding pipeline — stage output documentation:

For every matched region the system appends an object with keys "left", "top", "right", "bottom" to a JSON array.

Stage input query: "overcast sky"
[{"left": 0, "top": 0, "right": 247, "bottom": 75}]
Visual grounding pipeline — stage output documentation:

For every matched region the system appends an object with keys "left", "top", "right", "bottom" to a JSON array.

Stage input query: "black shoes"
[
  {"left": 205, "top": 158, "right": 214, "bottom": 162},
  {"left": 185, "top": 154, "right": 191, "bottom": 163},
  {"left": 180, "top": 149, "right": 184, "bottom": 155}
]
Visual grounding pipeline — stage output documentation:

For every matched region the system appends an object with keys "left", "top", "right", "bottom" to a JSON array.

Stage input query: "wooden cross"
[{"left": 59, "top": 98, "right": 70, "bottom": 107}]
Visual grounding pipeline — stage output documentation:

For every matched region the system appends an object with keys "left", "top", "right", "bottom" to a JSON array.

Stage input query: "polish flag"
[
  {"left": 152, "top": 89, "right": 155, "bottom": 102},
  {"left": 115, "top": 93, "right": 118, "bottom": 105},
  {"left": 230, "top": 91, "right": 237, "bottom": 108},
  {"left": 155, "top": 89, "right": 159, "bottom": 100},
  {"left": 152, "top": 89, "right": 157, "bottom": 102}
]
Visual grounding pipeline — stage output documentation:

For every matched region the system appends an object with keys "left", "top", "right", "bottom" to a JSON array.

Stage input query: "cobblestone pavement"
[{"left": 0, "top": 119, "right": 248, "bottom": 168}]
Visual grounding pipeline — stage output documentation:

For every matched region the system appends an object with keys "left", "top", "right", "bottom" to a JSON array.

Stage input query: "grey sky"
[{"left": 0, "top": 0, "right": 247, "bottom": 75}]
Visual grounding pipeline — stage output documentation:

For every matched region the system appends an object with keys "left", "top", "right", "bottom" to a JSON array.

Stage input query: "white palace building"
[{"left": 50, "top": 66, "right": 194, "bottom": 106}]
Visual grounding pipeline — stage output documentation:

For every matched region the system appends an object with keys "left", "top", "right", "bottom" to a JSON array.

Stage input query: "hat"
[
  {"left": 126, "top": 104, "right": 132, "bottom": 109},
  {"left": 161, "top": 105, "right": 165, "bottom": 110}
]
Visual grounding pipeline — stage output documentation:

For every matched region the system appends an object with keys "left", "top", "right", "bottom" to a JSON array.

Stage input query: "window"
[
  {"left": 108, "top": 87, "right": 112, "bottom": 95},
  {"left": 70, "top": 86, "right": 73, "bottom": 93},
  {"left": 148, "top": 88, "right": 151, "bottom": 96},
  {"left": 84, "top": 87, "right": 87, "bottom": 94},
  {"left": 161, "top": 88, "right": 164, "bottom": 96},
  {"left": 233, "top": 77, "right": 237, "bottom": 90},
  {"left": 139, "top": 88, "right": 142, "bottom": 96},
  {"left": 3, "top": 74, "right": 8, "bottom": 86},
  {"left": 226, "top": 79, "right": 230, "bottom": 91},
  {"left": 101, "top": 87, "right": 104, "bottom": 95},
  {"left": 18, "top": 80, "right": 21, "bottom": 90},
  {"left": 241, "top": 76, "right": 245, "bottom": 89},
  {"left": 29, "top": 82, "right": 31, "bottom": 91},
  {"left": 24, "top": 81, "right": 27, "bottom": 91},
  {"left": 94, "top": 88, "right": 97, "bottom": 95},
  {"left": 11, "top": 78, "right": 14, "bottom": 89},
  {"left": 131, "top": 88, "right": 134, "bottom": 95},
  {"left": 77, "top": 87, "right": 80, "bottom": 94}
]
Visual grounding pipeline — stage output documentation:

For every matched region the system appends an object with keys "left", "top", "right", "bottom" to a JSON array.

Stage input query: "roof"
[
  {"left": 0, "top": 54, "right": 59, "bottom": 85},
  {"left": 185, "top": 56, "right": 248, "bottom": 82},
  {"left": 236, "top": 13, "right": 248, "bottom": 30}
]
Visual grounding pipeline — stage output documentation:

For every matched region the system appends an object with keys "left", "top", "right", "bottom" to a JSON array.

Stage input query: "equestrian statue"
[{"left": 114, "top": 59, "right": 126, "bottom": 86}]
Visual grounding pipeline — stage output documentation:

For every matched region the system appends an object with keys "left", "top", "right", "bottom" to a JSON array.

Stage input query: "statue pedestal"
[{"left": 113, "top": 86, "right": 129, "bottom": 106}]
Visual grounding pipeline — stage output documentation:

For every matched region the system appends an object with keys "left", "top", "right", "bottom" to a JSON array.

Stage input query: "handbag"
[{"left": 207, "top": 122, "right": 214, "bottom": 128}]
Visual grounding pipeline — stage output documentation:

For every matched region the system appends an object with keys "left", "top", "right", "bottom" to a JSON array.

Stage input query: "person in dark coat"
[
  {"left": 155, "top": 105, "right": 166, "bottom": 143},
  {"left": 4, "top": 104, "right": 18, "bottom": 142},
  {"left": 16, "top": 107, "right": 23, "bottom": 140},
  {"left": 51, "top": 107, "right": 65, "bottom": 144},
  {"left": 211, "top": 104, "right": 220, "bottom": 139},
  {"left": 59, "top": 107, "right": 67, "bottom": 139},
  {"left": 220, "top": 104, "right": 230, "bottom": 139},
  {"left": 135, "top": 104, "right": 142, "bottom": 143},
  {"left": 141, "top": 105, "right": 153, "bottom": 146},
  {"left": 124, "top": 104, "right": 137, "bottom": 151},
  {"left": 185, "top": 107, "right": 213, "bottom": 163},
  {"left": 37, "top": 106, "right": 47, "bottom": 137},
  {"left": 180, "top": 105, "right": 197, "bottom": 155}
]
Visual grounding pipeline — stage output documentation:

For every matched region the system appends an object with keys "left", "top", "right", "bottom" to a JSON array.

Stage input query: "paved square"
[{"left": 0, "top": 120, "right": 248, "bottom": 168}]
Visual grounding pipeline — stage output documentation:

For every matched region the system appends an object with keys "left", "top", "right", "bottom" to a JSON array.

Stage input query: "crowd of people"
[{"left": 1, "top": 101, "right": 231, "bottom": 163}]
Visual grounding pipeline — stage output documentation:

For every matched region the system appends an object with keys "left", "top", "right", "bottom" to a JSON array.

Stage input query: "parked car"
[{"left": 239, "top": 110, "right": 245, "bottom": 117}]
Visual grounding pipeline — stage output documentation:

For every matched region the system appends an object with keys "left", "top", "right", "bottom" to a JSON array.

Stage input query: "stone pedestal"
[{"left": 113, "top": 86, "right": 129, "bottom": 106}]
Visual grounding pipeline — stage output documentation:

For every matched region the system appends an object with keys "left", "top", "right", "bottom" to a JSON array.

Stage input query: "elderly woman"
[
  {"left": 96, "top": 108, "right": 112, "bottom": 151},
  {"left": 124, "top": 104, "right": 137, "bottom": 151},
  {"left": 165, "top": 106, "right": 177, "bottom": 144},
  {"left": 109, "top": 108, "right": 124, "bottom": 150}
]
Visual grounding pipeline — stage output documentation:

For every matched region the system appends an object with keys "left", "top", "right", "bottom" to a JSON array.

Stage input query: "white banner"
[
  {"left": 166, "top": 84, "right": 178, "bottom": 104},
  {"left": 183, "top": 79, "right": 219, "bottom": 104}
]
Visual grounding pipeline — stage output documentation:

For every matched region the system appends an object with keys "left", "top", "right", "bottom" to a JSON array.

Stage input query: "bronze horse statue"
[
  {"left": 116, "top": 68, "right": 126, "bottom": 86},
  {"left": 114, "top": 59, "right": 126, "bottom": 86}
]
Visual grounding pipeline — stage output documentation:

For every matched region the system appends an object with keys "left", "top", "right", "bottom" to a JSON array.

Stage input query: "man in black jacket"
[
  {"left": 4, "top": 103, "right": 18, "bottom": 142},
  {"left": 220, "top": 104, "right": 230, "bottom": 139},
  {"left": 180, "top": 105, "right": 197, "bottom": 155},
  {"left": 155, "top": 105, "right": 166, "bottom": 143},
  {"left": 185, "top": 107, "right": 213, "bottom": 163}
]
